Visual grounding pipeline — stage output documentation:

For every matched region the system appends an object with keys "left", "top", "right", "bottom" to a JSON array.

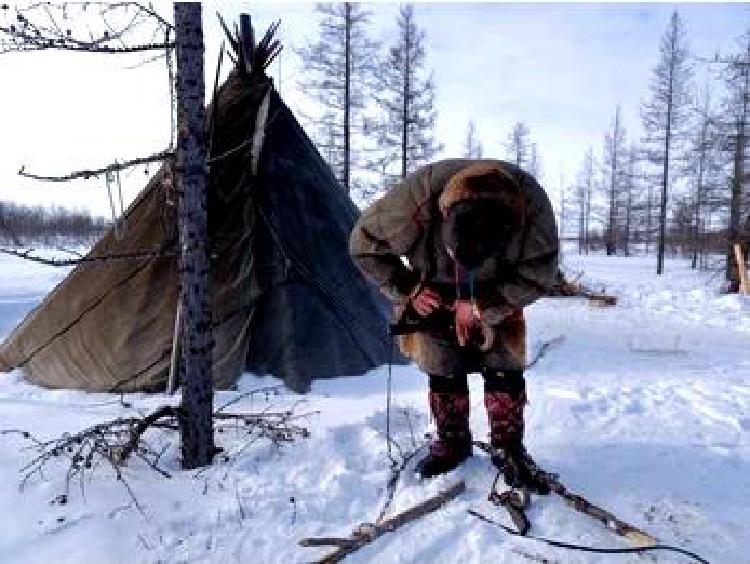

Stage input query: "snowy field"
[{"left": 0, "top": 252, "right": 748, "bottom": 563}]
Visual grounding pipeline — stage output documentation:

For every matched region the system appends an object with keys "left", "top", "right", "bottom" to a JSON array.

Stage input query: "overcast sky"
[{"left": 0, "top": 2, "right": 747, "bottom": 218}]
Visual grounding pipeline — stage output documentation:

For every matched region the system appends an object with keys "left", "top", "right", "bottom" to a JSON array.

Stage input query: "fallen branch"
[
  {"left": 525, "top": 336, "right": 566, "bottom": 370},
  {"left": 300, "top": 480, "right": 466, "bottom": 564},
  {"left": 2, "top": 398, "right": 313, "bottom": 513},
  {"left": 548, "top": 277, "right": 617, "bottom": 307},
  {"left": 374, "top": 442, "right": 427, "bottom": 524}
]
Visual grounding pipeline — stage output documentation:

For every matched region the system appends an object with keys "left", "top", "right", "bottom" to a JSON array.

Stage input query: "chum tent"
[{"left": 0, "top": 19, "right": 398, "bottom": 394}]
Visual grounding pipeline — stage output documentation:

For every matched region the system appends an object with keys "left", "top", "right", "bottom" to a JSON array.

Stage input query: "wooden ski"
[
  {"left": 299, "top": 480, "right": 466, "bottom": 563},
  {"left": 475, "top": 441, "right": 657, "bottom": 546}
]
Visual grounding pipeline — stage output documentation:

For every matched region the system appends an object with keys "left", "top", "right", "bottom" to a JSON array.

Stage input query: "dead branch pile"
[
  {"left": 1, "top": 394, "right": 312, "bottom": 510},
  {"left": 548, "top": 272, "right": 617, "bottom": 307}
]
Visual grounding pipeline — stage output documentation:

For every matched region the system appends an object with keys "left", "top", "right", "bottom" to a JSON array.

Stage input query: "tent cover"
[{"left": 0, "top": 25, "right": 398, "bottom": 393}]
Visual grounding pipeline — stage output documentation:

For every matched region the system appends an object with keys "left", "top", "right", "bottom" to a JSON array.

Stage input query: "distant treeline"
[{"left": 0, "top": 201, "right": 107, "bottom": 244}]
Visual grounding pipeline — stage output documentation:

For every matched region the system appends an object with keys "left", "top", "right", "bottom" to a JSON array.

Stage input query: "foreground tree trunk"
[{"left": 174, "top": 2, "right": 214, "bottom": 469}]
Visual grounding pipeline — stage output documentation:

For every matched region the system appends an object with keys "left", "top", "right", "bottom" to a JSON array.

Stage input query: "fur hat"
[
  {"left": 438, "top": 163, "right": 526, "bottom": 218},
  {"left": 440, "top": 163, "right": 527, "bottom": 269}
]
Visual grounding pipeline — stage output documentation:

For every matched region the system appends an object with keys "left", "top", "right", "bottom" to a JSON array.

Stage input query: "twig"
[
  {"left": 17, "top": 150, "right": 173, "bottom": 182},
  {"left": 3, "top": 402, "right": 312, "bottom": 515},
  {"left": 215, "top": 386, "right": 284, "bottom": 413},
  {"left": 0, "top": 247, "right": 175, "bottom": 267},
  {"left": 374, "top": 443, "right": 427, "bottom": 524},
  {"left": 525, "top": 336, "right": 565, "bottom": 370},
  {"left": 1, "top": 2, "right": 173, "bottom": 55}
]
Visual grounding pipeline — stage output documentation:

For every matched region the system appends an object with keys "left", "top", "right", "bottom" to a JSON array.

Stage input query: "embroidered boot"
[
  {"left": 416, "top": 376, "right": 472, "bottom": 479},
  {"left": 484, "top": 371, "right": 551, "bottom": 494}
]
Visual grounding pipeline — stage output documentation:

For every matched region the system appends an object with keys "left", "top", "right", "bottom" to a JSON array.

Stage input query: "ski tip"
[{"left": 624, "top": 530, "right": 659, "bottom": 547}]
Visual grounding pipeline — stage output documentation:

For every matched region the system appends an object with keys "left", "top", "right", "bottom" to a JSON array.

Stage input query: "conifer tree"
[
  {"left": 372, "top": 4, "right": 442, "bottom": 183},
  {"left": 504, "top": 122, "right": 531, "bottom": 169},
  {"left": 604, "top": 106, "right": 627, "bottom": 256},
  {"left": 297, "top": 3, "right": 378, "bottom": 194},
  {"left": 463, "top": 120, "right": 483, "bottom": 159},
  {"left": 641, "top": 11, "right": 693, "bottom": 274}
]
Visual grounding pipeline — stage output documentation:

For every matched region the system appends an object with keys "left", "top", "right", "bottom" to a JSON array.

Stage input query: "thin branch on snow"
[{"left": 1, "top": 399, "right": 313, "bottom": 513}]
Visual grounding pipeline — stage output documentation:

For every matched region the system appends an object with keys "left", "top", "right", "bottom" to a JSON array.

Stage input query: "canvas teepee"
[{"left": 0, "top": 20, "right": 397, "bottom": 394}]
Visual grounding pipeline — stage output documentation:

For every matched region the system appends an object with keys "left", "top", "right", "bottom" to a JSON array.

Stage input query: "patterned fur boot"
[
  {"left": 416, "top": 378, "right": 472, "bottom": 479},
  {"left": 484, "top": 371, "right": 551, "bottom": 494}
]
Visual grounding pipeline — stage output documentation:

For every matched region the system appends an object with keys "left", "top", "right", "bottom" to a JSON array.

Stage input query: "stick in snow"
[{"left": 299, "top": 480, "right": 466, "bottom": 563}]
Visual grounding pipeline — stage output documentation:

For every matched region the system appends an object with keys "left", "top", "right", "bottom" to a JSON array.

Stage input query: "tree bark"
[
  {"left": 174, "top": 2, "right": 214, "bottom": 470},
  {"left": 343, "top": 2, "right": 351, "bottom": 193},
  {"left": 657, "top": 33, "right": 676, "bottom": 275},
  {"left": 401, "top": 12, "right": 410, "bottom": 180}
]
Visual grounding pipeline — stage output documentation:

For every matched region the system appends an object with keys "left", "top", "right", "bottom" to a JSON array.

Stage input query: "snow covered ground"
[{"left": 0, "top": 252, "right": 748, "bottom": 563}]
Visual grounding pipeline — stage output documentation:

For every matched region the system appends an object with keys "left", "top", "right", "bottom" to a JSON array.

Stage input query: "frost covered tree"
[
  {"left": 372, "top": 4, "right": 442, "bottom": 182},
  {"left": 296, "top": 3, "right": 379, "bottom": 194},
  {"left": 504, "top": 122, "right": 531, "bottom": 169},
  {"left": 530, "top": 142, "right": 544, "bottom": 181},
  {"left": 641, "top": 11, "right": 693, "bottom": 274},
  {"left": 463, "top": 120, "right": 483, "bottom": 159},
  {"left": 574, "top": 148, "right": 596, "bottom": 255}
]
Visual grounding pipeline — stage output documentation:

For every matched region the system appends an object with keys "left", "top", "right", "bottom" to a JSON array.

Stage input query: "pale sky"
[{"left": 0, "top": 2, "right": 747, "bottom": 219}]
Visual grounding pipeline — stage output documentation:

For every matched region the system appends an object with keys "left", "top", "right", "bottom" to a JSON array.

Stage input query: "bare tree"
[
  {"left": 504, "top": 122, "right": 531, "bottom": 169},
  {"left": 0, "top": 201, "right": 106, "bottom": 244},
  {"left": 372, "top": 4, "right": 442, "bottom": 183},
  {"left": 622, "top": 144, "right": 641, "bottom": 257},
  {"left": 641, "top": 10, "right": 693, "bottom": 274},
  {"left": 463, "top": 120, "right": 483, "bottom": 159},
  {"left": 296, "top": 3, "right": 378, "bottom": 194},
  {"left": 718, "top": 33, "right": 749, "bottom": 283},
  {"left": 530, "top": 142, "right": 544, "bottom": 181},
  {"left": 603, "top": 106, "right": 627, "bottom": 256},
  {"left": 573, "top": 148, "right": 595, "bottom": 255},
  {"left": 683, "top": 79, "right": 724, "bottom": 268}
]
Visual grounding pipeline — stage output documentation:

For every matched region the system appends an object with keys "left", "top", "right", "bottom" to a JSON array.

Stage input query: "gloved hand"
[{"left": 409, "top": 286, "right": 442, "bottom": 317}]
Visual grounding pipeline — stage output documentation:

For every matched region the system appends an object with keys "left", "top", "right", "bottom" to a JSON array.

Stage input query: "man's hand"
[
  {"left": 453, "top": 300, "right": 480, "bottom": 346},
  {"left": 410, "top": 287, "right": 442, "bottom": 317}
]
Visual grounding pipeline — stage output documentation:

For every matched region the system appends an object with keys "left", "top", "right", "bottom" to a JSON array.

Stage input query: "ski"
[
  {"left": 299, "top": 480, "right": 465, "bottom": 563},
  {"left": 474, "top": 441, "right": 658, "bottom": 546}
]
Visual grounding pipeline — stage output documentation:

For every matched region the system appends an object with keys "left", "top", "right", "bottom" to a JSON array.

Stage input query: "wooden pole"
[
  {"left": 173, "top": 2, "right": 214, "bottom": 469},
  {"left": 734, "top": 243, "right": 749, "bottom": 294}
]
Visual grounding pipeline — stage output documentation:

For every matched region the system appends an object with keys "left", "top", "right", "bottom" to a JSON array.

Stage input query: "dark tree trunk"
[
  {"left": 657, "top": 34, "right": 676, "bottom": 275},
  {"left": 625, "top": 155, "right": 633, "bottom": 258},
  {"left": 401, "top": 16, "right": 410, "bottom": 180},
  {"left": 174, "top": 2, "right": 214, "bottom": 470},
  {"left": 343, "top": 2, "right": 351, "bottom": 193}
]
